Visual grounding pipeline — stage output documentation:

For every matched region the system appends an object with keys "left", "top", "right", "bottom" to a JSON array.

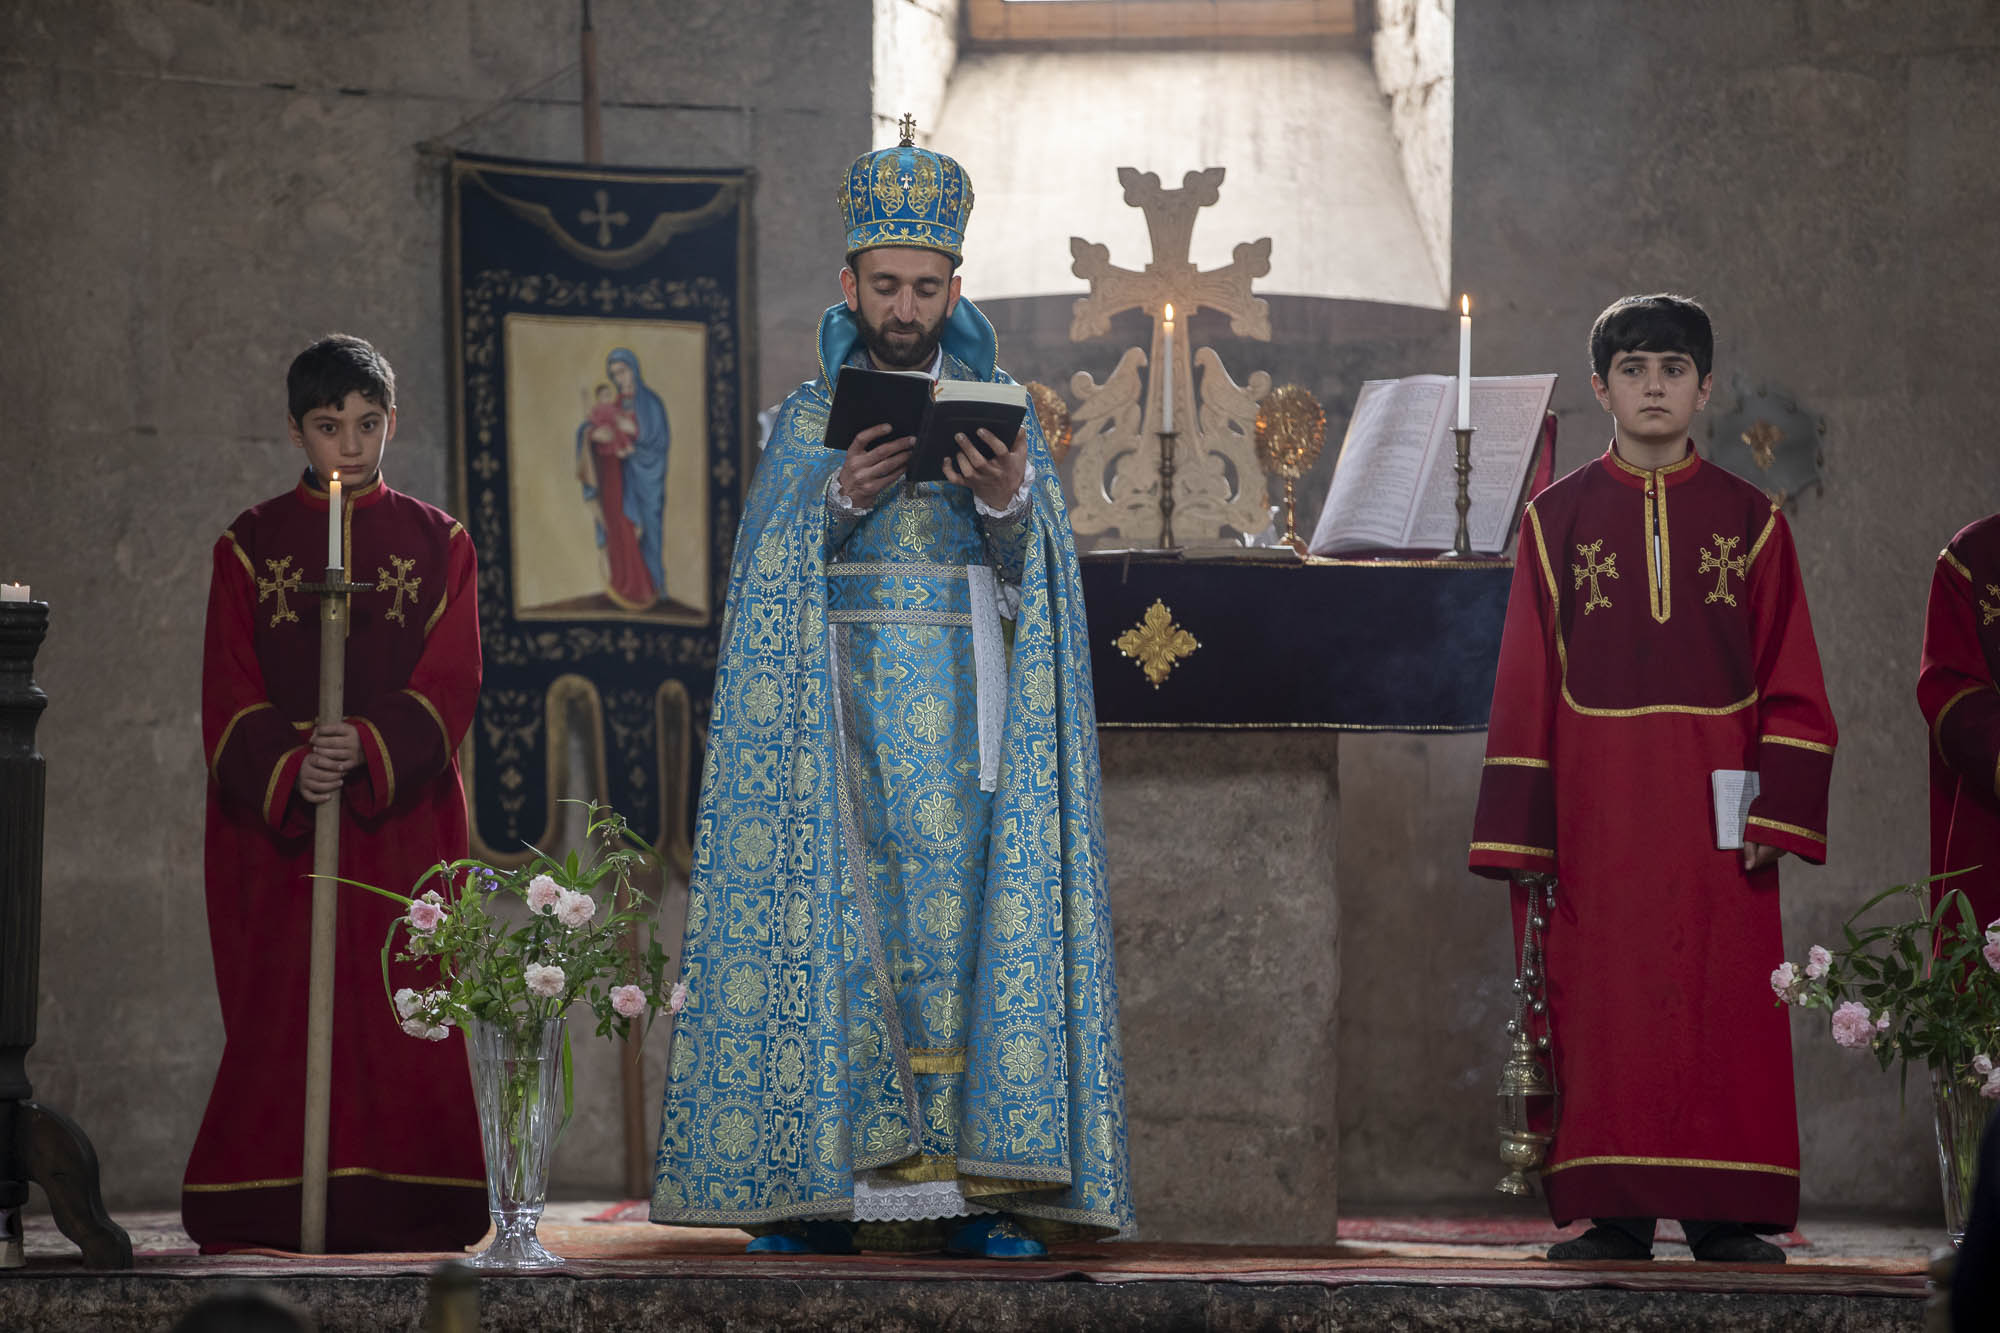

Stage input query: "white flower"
[
  {"left": 526, "top": 875, "right": 562, "bottom": 915},
  {"left": 1983, "top": 1071, "right": 2000, "bottom": 1102},
  {"left": 524, "top": 962, "right": 566, "bottom": 998},
  {"left": 401, "top": 1016, "right": 447, "bottom": 1040},
  {"left": 394, "top": 987, "right": 421, "bottom": 1020},
  {"left": 1770, "top": 962, "right": 1798, "bottom": 999},
  {"left": 555, "top": 889, "right": 597, "bottom": 930},
  {"left": 1804, "top": 945, "right": 1831, "bottom": 980},
  {"left": 1976, "top": 1054, "right": 1994, "bottom": 1077}
]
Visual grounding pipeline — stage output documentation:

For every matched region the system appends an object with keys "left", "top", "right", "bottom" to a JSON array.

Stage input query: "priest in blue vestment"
[{"left": 649, "top": 124, "right": 1133, "bottom": 1257}]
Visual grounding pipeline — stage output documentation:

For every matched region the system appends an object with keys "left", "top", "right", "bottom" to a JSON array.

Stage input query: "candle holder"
[
  {"left": 1156, "top": 429, "right": 1178, "bottom": 550},
  {"left": 0, "top": 599, "right": 132, "bottom": 1268},
  {"left": 1443, "top": 425, "right": 1478, "bottom": 559}
]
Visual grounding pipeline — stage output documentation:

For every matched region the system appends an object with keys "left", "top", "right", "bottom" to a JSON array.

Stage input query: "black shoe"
[
  {"left": 1547, "top": 1225, "right": 1653, "bottom": 1261},
  {"left": 1689, "top": 1229, "right": 1785, "bottom": 1264}
]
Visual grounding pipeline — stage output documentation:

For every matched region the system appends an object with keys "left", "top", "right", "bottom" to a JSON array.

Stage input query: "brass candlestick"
[
  {"left": 1496, "top": 872, "right": 1557, "bottom": 1195},
  {"left": 1444, "top": 425, "right": 1477, "bottom": 559},
  {"left": 1157, "top": 429, "right": 1178, "bottom": 550},
  {"left": 1255, "top": 385, "right": 1327, "bottom": 554}
]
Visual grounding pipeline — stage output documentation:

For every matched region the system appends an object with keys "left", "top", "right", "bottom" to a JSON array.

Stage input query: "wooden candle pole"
[{"left": 299, "top": 565, "right": 348, "bottom": 1254}]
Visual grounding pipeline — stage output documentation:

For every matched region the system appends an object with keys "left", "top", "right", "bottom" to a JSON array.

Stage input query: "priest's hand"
[
  {"left": 1742, "top": 840, "right": 1786, "bottom": 872},
  {"left": 838, "top": 422, "right": 915, "bottom": 510},
  {"left": 943, "top": 423, "right": 1029, "bottom": 512}
]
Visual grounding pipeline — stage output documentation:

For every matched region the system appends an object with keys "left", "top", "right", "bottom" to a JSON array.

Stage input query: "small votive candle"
[{"left": 0, "top": 584, "right": 29, "bottom": 603}]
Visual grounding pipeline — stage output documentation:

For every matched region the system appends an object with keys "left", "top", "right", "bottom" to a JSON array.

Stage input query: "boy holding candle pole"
[
  {"left": 1469, "top": 294, "right": 1837, "bottom": 1263},
  {"left": 182, "top": 334, "right": 488, "bottom": 1253}
]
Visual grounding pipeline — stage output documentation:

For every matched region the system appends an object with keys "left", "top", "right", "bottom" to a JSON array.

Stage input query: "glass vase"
[
  {"left": 1933, "top": 1065, "right": 1988, "bottom": 1245},
  {"left": 466, "top": 1015, "right": 567, "bottom": 1270}
]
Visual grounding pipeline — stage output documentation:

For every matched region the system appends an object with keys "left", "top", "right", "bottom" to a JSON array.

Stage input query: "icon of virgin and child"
[{"left": 573, "top": 347, "right": 670, "bottom": 611}]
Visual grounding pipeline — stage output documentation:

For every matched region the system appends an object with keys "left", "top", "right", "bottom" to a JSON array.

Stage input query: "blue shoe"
[
  {"left": 945, "top": 1215, "right": 1046, "bottom": 1260},
  {"left": 746, "top": 1220, "right": 857, "bottom": 1255}
]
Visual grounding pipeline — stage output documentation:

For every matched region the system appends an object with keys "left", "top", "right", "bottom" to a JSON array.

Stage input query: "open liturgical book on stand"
[
  {"left": 824, "top": 365, "right": 1030, "bottom": 486},
  {"left": 1307, "top": 374, "right": 1557, "bottom": 557}
]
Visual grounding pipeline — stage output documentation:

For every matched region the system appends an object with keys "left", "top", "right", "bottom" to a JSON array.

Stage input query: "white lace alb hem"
[{"left": 849, "top": 1173, "right": 994, "bottom": 1222}]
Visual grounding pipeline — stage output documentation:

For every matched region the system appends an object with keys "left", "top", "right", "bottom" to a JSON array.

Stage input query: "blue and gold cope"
[
  {"left": 651, "top": 296, "right": 1133, "bottom": 1237},
  {"left": 839, "top": 120, "right": 974, "bottom": 264}
]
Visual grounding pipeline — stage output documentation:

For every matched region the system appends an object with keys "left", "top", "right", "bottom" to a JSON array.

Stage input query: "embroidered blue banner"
[{"left": 449, "top": 151, "right": 752, "bottom": 864}]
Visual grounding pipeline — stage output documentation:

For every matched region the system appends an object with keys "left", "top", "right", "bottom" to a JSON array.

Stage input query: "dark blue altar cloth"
[{"left": 1079, "top": 553, "right": 1511, "bottom": 731}]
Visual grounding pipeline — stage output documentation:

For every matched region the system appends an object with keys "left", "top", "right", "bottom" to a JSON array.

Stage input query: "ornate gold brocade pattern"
[
  {"left": 1699, "top": 534, "right": 1746, "bottom": 607},
  {"left": 1571, "top": 540, "right": 1617, "bottom": 615},
  {"left": 258, "top": 556, "right": 302, "bottom": 627}
]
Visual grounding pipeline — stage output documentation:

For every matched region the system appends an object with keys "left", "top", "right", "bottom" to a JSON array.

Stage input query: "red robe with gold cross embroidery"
[
  {"left": 1470, "top": 446, "right": 1836, "bottom": 1230},
  {"left": 182, "top": 474, "right": 488, "bottom": 1253},
  {"left": 1919, "top": 515, "right": 2000, "bottom": 927}
]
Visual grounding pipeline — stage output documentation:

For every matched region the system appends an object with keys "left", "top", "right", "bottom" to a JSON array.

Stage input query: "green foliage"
[
  {"left": 1778, "top": 875, "right": 2000, "bottom": 1091},
  {"left": 337, "top": 801, "right": 676, "bottom": 1063}
]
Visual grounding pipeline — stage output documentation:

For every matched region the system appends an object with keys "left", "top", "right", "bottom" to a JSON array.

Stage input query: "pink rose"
[
  {"left": 1830, "top": 1000, "right": 1875, "bottom": 1048},
  {"left": 610, "top": 985, "right": 647, "bottom": 1019},
  {"left": 1977, "top": 1055, "right": 1995, "bottom": 1077},
  {"left": 1805, "top": 946, "right": 1831, "bottom": 981},
  {"left": 1876, "top": 1014, "right": 1891, "bottom": 1031},
  {"left": 555, "top": 889, "right": 597, "bottom": 930},
  {"left": 670, "top": 980, "right": 690, "bottom": 1014},
  {"left": 1985, "top": 940, "right": 2000, "bottom": 973},
  {"left": 1769, "top": 963, "right": 1798, "bottom": 999},
  {"left": 526, "top": 875, "right": 562, "bottom": 915},
  {"left": 407, "top": 899, "right": 445, "bottom": 934},
  {"left": 1983, "top": 1072, "right": 2000, "bottom": 1102},
  {"left": 524, "top": 962, "right": 566, "bottom": 998}
]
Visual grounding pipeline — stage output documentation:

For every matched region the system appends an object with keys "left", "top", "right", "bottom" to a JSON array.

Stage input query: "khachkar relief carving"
[{"left": 1067, "top": 167, "right": 1274, "bottom": 546}]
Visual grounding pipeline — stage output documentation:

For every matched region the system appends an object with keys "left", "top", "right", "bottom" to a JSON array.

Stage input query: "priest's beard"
[{"left": 856, "top": 305, "right": 946, "bottom": 371}]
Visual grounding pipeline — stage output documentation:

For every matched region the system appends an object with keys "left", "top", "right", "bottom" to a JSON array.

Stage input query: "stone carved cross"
[
  {"left": 580, "top": 189, "right": 629, "bottom": 247},
  {"left": 1065, "top": 168, "right": 1275, "bottom": 545}
]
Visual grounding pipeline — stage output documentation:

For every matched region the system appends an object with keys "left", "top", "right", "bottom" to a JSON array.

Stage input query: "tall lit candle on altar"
[
  {"left": 1457, "top": 294, "right": 1472, "bottom": 429},
  {"left": 327, "top": 472, "right": 342, "bottom": 569},
  {"left": 1161, "top": 302, "right": 1175, "bottom": 434}
]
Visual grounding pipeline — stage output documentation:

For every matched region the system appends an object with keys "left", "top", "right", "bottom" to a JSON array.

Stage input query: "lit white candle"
[
  {"left": 1457, "top": 294, "right": 1472, "bottom": 429},
  {"left": 0, "top": 583, "right": 29, "bottom": 603},
  {"left": 1161, "top": 302, "right": 1176, "bottom": 434},
  {"left": 327, "top": 472, "right": 343, "bottom": 570}
]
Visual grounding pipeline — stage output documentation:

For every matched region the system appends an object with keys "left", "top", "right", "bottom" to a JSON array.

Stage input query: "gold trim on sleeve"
[
  {"left": 222, "top": 530, "right": 255, "bottom": 579},
  {"left": 423, "top": 588, "right": 449, "bottom": 637},
  {"left": 1746, "top": 507, "right": 1780, "bottom": 568},
  {"left": 1943, "top": 548, "right": 1974, "bottom": 583},
  {"left": 264, "top": 745, "right": 306, "bottom": 824},
  {"left": 358, "top": 717, "right": 395, "bottom": 807},
  {"left": 908, "top": 1049, "right": 967, "bottom": 1074},
  {"left": 1760, "top": 734, "right": 1834, "bottom": 756},
  {"left": 1525, "top": 505, "right": 1558, "bottom": 602},
  {"left": 210, "top": 701, "right": 275, "bottom": 777},
  {"left": 448, "top": 520, "right": 467, "bottom": 541},
  {"left": 1542, "top": 1153, "right": 1797, "bottom": 1179},
  {"left": 1935, "top": 684, "right": 1985, "bottom": 756},
  {"left": 1744, "top": 815, "right": 1826, "bottom": 846},
  {"left": 1470, "top": 841, "right": 1555, "bottom": 860},
  {"left": 1483, "top": 756, "right": 1552, "bottom": 769},
  {"left": 401, "top": 687, "right": 454, "bottom": 754}
]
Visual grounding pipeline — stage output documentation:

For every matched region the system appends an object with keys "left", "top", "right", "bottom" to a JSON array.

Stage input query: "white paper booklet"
[
  {"left": 1307, "top": 373, "right": 1557, "bottom": 556},
  {"left": 1711, "top": 769, "right": 1761, "bottom": 850}
]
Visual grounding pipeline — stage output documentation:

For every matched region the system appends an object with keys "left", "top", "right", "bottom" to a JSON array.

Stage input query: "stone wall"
[
  {"left": 1370, "top": 0, "right": 1453, "bottom": 297},
  {"left": 0, "top": 0, "right": 870, "bottom": 1210},
  {"left": 872, "top": 0, "right": 960, "bottom": 147}
]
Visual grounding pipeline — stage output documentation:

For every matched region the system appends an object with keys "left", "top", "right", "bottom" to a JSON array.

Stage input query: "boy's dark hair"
[
  {"left": 287, "top": 333, "right": 396, "bottom": 422},
  {"left": 1588, "top": 294, "right": 1713, "bottom": 382}
]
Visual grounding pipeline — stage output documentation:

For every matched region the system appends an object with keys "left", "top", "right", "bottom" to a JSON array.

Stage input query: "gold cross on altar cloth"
[
  {"left": 1699, "top": 534, "right": 1746, "bottom": 607},
  {"left": 1572, "top": 541, "right": 1617, "bottom": 615},
  {"left": 1114, "top": 599, "right": 1199, "bottom": 688},
  {"left": 376, "top": 555, "right": 421, "bottom": 626},
  {"left": 258, "top": 556, "right": 302, "bottom": 627}
]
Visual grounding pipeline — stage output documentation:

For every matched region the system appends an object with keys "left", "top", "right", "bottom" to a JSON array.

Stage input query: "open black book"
[{"left": 823, "top": 365, "right": 1030, "bottom": 486}]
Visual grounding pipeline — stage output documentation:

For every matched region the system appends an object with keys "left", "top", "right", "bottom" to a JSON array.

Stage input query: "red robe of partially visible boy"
[
  {"left": 182, "top": 335, "right": 487, "bottom": 1253},
  {"left": 1919, "top": 516, "right": 2000, "bottom": 927},
  {"left": 1470, "top": 295, "right": 1837, "bottom": 1264}
]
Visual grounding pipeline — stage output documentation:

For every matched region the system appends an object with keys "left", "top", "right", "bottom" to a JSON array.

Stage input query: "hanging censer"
[{"left": 1496, "top": 872, "right": 1558, "bottom": 1195}]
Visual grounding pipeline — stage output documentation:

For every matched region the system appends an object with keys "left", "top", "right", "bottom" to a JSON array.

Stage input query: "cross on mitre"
[{"left": 898, "top": 113, "right": 917, "bottom": 146}]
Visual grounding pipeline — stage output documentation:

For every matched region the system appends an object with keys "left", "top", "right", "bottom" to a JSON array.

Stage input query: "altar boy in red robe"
[
  {"left": 1919, "top": 516, "right": 2000, "bottom": 929},
  {"left": 183, "top": 334, "right": 488, "bottom": 1252},
  {"left": 1470, "top": 295, "right": 1837, "bottom": 1263}
]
